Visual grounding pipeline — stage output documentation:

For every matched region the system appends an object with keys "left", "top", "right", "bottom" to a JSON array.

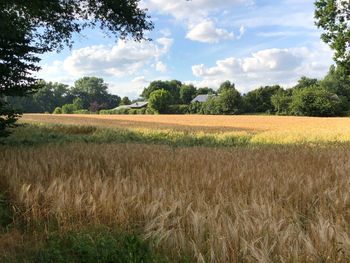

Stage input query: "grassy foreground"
[{"left": 1, "top": 122, "right": 350, "bottom": 262}]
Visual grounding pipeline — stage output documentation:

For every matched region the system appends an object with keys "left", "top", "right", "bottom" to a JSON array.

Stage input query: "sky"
[{"left": 37, "top": 0, "right": 335, "bottom": 99}]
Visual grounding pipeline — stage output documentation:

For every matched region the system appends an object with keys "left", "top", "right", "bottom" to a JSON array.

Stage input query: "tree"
[
  {"left": 180, "top": 84, "right": 196, "bottom": 104},
  {"left": 196, "top": 87, "right": 216, "bottom": 95},
  {"left": 293, "top": 76, "right": 319, "bottom": 89},
  {"left": 243, "top": 85, "right": 283, "bottom": 113},
  {"left": 290, "top": 85, "right": 343, "bottom": 117},
  {"left": 315, "top": 0, "right": 350, "bottom": 72},
  {"left": 120, "top": 97, "right": 132, "bottom": 106},
  {"left": 218, "top": 87, "right": 243, "bottom": 115},
  {"left": 148, "top": 89, "right": 172, "bottom": 114},
  {"left": 71, "top": 77, "right": 120, "bottom": 109},
  {"left": 141, "top": 80, "right": 181, "bottom": 104},
  {"left": 271, "top": 91, "right": 292, "bottom": 115},
  {"left": 1, "top": 0, "right": 153, "bottom": 136},
  {"left": 217, "top": 80, "right": 235, "bottom": 94}
]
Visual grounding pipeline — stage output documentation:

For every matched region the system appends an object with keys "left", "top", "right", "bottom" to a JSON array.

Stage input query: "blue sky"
[{"left": 37, "top": 0, "right": 334, "bottom": 98}]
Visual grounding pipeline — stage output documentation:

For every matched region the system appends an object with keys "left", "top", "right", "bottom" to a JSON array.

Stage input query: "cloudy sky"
[{"left": 37, "top": 0, "right": 334, "bottom": 98}]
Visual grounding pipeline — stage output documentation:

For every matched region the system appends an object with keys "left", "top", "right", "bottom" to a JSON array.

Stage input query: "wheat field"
[
  {"left": 22, "top": 114, "right": 350, "bottom": 143},
  {"left": 1, "top": 141, "right": 350, "bottom": 262}
]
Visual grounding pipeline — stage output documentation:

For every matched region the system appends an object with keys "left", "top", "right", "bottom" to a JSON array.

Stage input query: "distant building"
[
  {"left": 113, "top": 101, "right": 148, "bottom": 111},
  {"left": 191, "top": 94, "right": 216, "bottom": 103}
]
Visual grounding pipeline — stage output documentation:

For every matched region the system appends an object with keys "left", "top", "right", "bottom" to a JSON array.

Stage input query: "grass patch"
[
  {"left": 0, "top": 194, "right": 13, "bottom": 232},
  {"left": 2, "top": 228, "right": 169, "bottom": 263}
]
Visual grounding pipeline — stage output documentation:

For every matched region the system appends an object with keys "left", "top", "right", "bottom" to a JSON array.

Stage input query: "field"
[{"left": 1, "top": 114, "right": 350, "bottom": 262}]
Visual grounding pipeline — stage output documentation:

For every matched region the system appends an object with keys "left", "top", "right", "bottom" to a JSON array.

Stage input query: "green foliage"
[
  {"left": 141, "top": 80, "right": 181, "bottom": 104},
  {"left": 196, "top": 87, "right": 216, "bottom": 95},
  {"left": 271, "top": 91, "right": 292, "bottom": 115},
  {"left": 315, "top": 0, "right": 350, "bottom": 72},
  {"left": 148, "top": 89, "right": 172, "bottom": 113},
  {"left": 0, "top": 100, "right": 20, "bottom": 137},
  {"left": 180, "top": 84, "right": 196, "bottom": 104},
  {"left": 293, "top": 76, "right": 319, "bottom": 90},
  {"left": 71, "top": 77, "right": 120, "bottom": 110},
  {"left": 166, "top": 105, "right": 189, "bottom": 114},
  {"left": 120, "top": 96, "right": 131, "bottom": 106},
  {"left": 5, "top": 228, "right": 167, "bottom": 263},
  {"left": 217, "top": 80, "right": 235, "bottom": 94},
  {"left": 61, "top": 104, "right": 77, "bottom": 114},
  {"left": 53, "top": 107, "right": 62, "bottom": 114},
  {"left": 290, "top": 86, "right": 343, "bottom": 116},
  {"left": 243, "top": 85, "right": 283, "bottom": 113},
  {"left": 218, "top": 87, "right": 243, "bottom": 114}
]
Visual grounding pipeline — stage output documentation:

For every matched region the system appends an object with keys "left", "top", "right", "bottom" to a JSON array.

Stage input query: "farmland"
[{"left": 1, "top": 115, "right": 350, "bottom": 262}]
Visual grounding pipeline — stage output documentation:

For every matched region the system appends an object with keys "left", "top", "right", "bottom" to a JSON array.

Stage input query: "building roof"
[
  {"left": 129, "top": 101, "right": 148, "bottom": 108},
  {"left": 114, "top": 105, "right": 131, "bottom": 110},
  {"left": 191, "top": 94, "right": 214, "bottom": 103}
]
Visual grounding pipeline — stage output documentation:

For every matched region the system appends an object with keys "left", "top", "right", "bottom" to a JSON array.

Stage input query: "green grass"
[
  {"left": 0, "top": 123, "right": 252, "bottom": 148},
  {"left": 1, "top": 228, "right": 170, "bottom": 263}
]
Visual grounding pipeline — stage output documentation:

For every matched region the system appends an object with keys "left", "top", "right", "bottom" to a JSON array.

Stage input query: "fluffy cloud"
[
  {"left": 186, "top": 20, "right": 234, "bottom": 43},
  {"left": 191, "top": 42, "right": 333, "bottom": 92},
  {"left": 144, "top": 0, "right": 250, "bottom": 43},
  {"left": 63, "top": 38, "right": 173, "bottom": 77}
]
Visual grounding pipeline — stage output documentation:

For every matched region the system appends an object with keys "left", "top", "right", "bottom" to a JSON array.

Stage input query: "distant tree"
[
  {"left": 141, "top": 80, "right": 181, "bottom": 103},
  {"left": 290, "top": 86, "right": 342, "bottom": 116},
  {"left": 243, "top": 85, "right": 283, "bottom": 113},
  {"left": 148, "top": 89, "right": 172, "bottom": 113},
  {"left": 120, "top": 96, "right": 132, "bottom": 105},
  {"left": 196, "top": 87, "right": 216, "bottom": 95},
  {"left": 180, "top": 84, "right": 196, "bottom": 104},
  {"left": 217, "top": 80, "right": 235, "bottom": 94},
  {"left": 271, "top": 91, "right": 292, "bottom": 115},
  {"left": 71, "top": 77, "right": 120, "bottom": 109},
  {"left": 293, "top": 76, "right": 319, "bottom": 90},
  {"left": 218, "top": 87, "right": 243, "bottom": 114},
  {"left": 1, "top": 0, "right": 153, "bottom": 136},
  {"left": 315, "top": 0, "right": 350, "bottom": 72}
]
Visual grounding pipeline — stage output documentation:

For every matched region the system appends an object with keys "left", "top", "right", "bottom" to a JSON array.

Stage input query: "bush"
[
  {"left": 166, "top": 105, "right": 189, "bottom": 114},
  {"left": 148, "top": 89, "right": 172, "bottom": 113},
  {"left": 53, "top": 107, "right": 62, "bottom": 114},
  {"left": 61, "top": 104, "right": 77, "bottom": 114},
  {"left": 73, "top": 109, "right": 90, "bottom": 114}
]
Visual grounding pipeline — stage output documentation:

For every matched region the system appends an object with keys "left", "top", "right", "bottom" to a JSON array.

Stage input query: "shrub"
[
  {"left": 53, "top": 107, "right": 62, "bottom": 114},
  {"left": 148, "top": 89, "right": 172, "bottom": 113},
  {"left": 166, "top": 105, "right": 189, "bottom": 114},
  {"left": 61, "top": 104, "right": 77, "bottom": 114}
]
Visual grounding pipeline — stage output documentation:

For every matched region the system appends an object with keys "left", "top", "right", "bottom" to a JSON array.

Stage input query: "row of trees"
[{"left": 143, "top": 65, "right": 350, "bottom": 117}]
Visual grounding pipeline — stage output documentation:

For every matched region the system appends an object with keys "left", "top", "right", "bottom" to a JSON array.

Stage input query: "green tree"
[
  {"left": 180, "top": 84, "right": 196, "bottom": 104},
  {"left": 71, "top": 77, "right": 121, "bottom": 109},
  {"left": 217, "top": 80, "right": 236, "bottom": 94},
  {"left": 290, "top": 86, "right": 342, "bottom": 116},
  {"left": 196, "top": 87, "right": 216, "bottom": 95},
  {"left": 120, "top": 97, "right": 132, "bottom": 106},
  {"left": 0, "top": 0, "right": 153, "bottom": 136},
  {"left": 293, "top": 76, "right": 319, "bottom": 89},
  {"left": 271, "top": 91, "right": 292, "bottom": 115},
  {"left": 315, "top": 0, "right": 350, "bottom": 72},
  {"left": 243, "top": 85, "right": 283, "bottom": 113},
  {"left": 141, "top": 80, "right": 181, "bottom": 103},
  {"left": 218, "top": 87, "right": 243, "bottom": 115},
  {"left": 148, "top": 89, "right": 172, "bottom": 114}
]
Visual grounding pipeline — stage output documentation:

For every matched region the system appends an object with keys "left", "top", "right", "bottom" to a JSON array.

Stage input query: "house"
[
  {"left": 191, "top": 94, "right": 216, "bottom": 103},
  {"left": 113, "top": 101, "right": 148, "bottom": 111}
]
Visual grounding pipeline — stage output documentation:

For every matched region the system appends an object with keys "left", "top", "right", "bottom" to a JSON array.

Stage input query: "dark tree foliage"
[
  {"left": 180, "top": 84, "right": 196, "bottom": 104},
  {"left": 196, "top": 87, "right": 216, "bottom": 95},
  {"left": 217, "top": 80, "right": 236, "bottom": 94},
  {"left": 0, "top": 0, "right": 153, "bottom": 136},
  {"left": 141, "top": 80, "right": 181, "bottom": 104},
  {"left": 243, "top": 85, "right": 283, "bottom": 113},
  {"left": 315, "top": 0, "right": 350, "bottom": 72}
]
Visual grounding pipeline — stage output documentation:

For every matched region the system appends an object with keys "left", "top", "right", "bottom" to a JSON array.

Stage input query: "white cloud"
[
  {"left": 155, "top": 61, "right": 167, "bottom": 73},
  {"left": 63, "top": 38, "right": 172, "bottom": 77},
  {"left": 191, "top": 42, "right": 334, "bottom": 92},
  {"left": 186, "top": 20, "right": 234, "bottom": 43},
  {"left": 144, "top": 0, "right": 250, "bottom": 43}
]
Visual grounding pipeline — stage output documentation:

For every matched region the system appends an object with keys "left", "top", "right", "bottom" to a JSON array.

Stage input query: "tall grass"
[{"left": 1, "top": 142, "right": 350, "bottom": 262}]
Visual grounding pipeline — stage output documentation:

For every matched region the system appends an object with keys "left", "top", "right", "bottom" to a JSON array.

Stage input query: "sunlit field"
[
  {"left": 23, "top": 113, "right": 350, "bottom": 144},
  {"left": 1, "top": 115, "right": 350, "bottom": 262}
]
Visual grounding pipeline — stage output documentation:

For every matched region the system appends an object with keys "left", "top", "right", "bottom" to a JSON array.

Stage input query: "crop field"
[{"left": 1, "top": 115, "right": 350, "bottom": 262}]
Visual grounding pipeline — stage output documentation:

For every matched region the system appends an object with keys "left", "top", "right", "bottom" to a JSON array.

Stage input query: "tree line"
[{"left": 7, "top": 64, "right": 350, "bottom": 117}]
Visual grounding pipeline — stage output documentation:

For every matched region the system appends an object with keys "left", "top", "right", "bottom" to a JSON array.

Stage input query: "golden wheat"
[
  {"left": 22, "top": 114, "right": 350, "bottom": 143},
  {"left": 1, "top": 143, "right": 350, "bottom": 262}
]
